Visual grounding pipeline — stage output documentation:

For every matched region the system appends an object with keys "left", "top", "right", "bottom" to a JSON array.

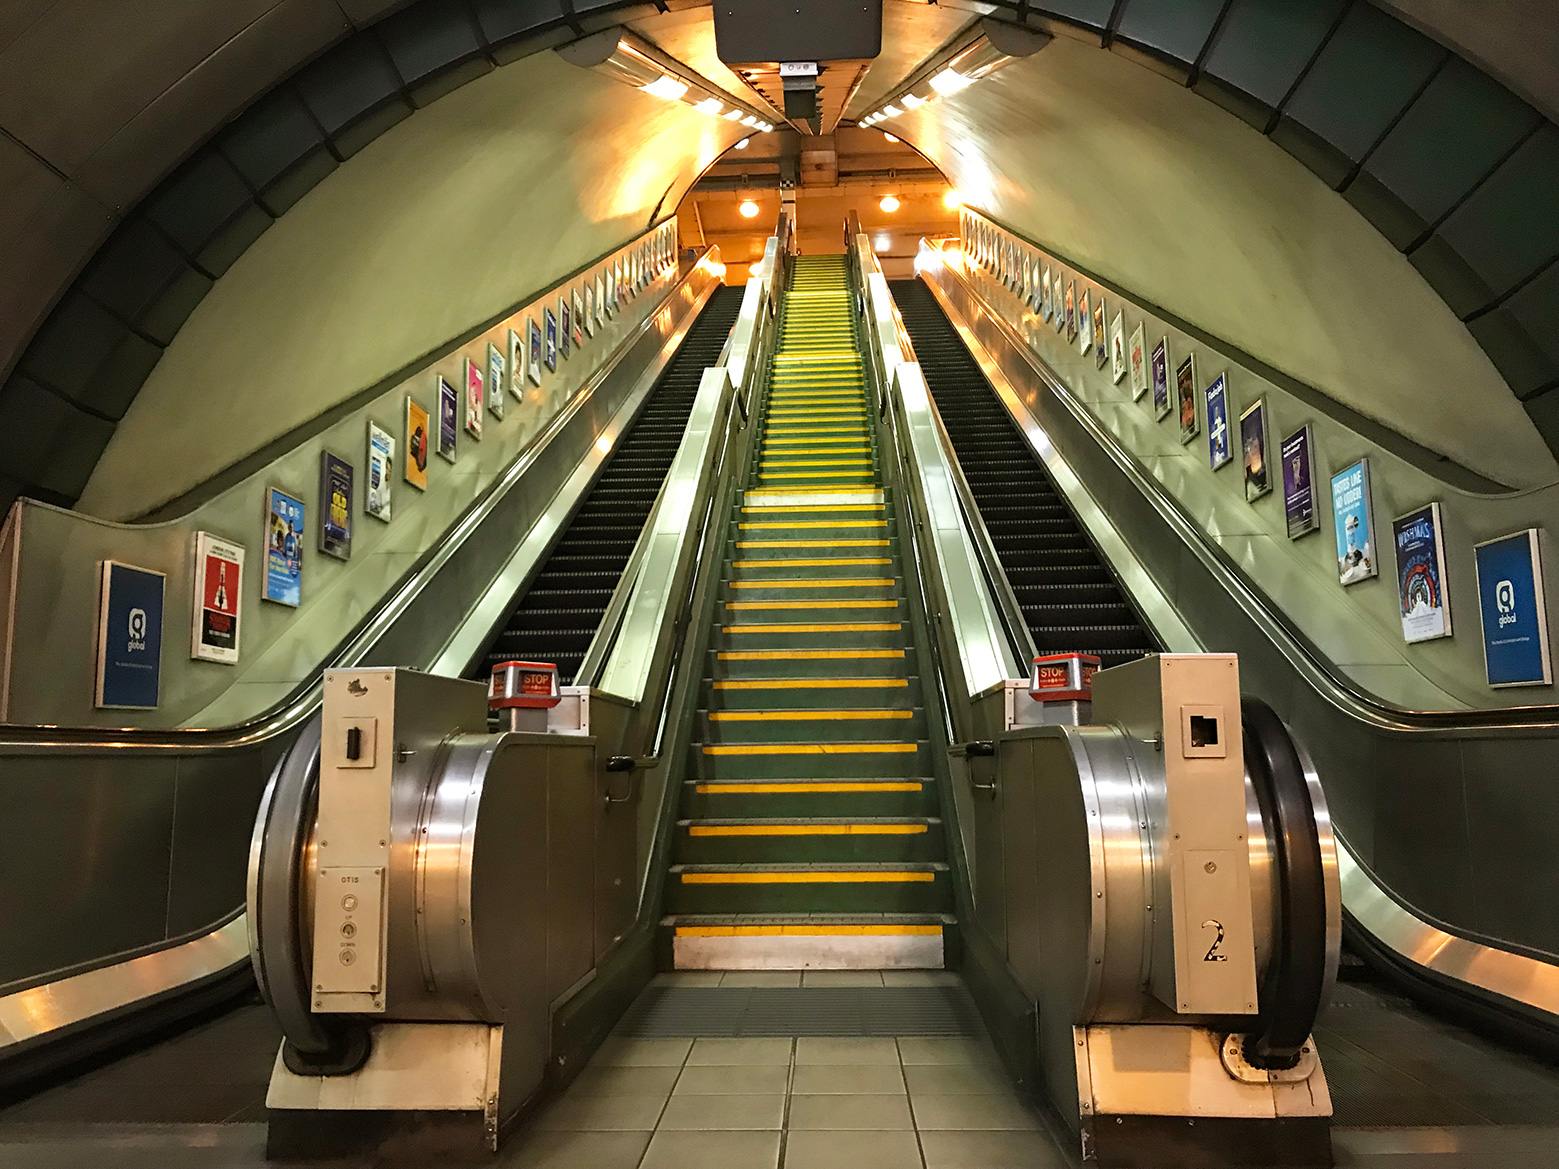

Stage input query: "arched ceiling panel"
[
  {"left": 75, "top": 49, "right": 741, "bottom": 519},
  {"left": 896, "top": 37, "right": 1558, "bottom": 489}
]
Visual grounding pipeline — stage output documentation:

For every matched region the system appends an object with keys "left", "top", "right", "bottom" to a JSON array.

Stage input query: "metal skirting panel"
[{"left": 614, "top": 986, "right": 983, "bottom": 1037}]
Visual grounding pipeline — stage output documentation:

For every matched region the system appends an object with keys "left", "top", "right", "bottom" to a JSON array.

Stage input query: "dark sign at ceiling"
[{"left": 713, "top": 0, "right": 882, "bottom": 66}]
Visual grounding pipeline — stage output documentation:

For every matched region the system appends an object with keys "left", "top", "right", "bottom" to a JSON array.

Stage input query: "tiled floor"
[{"left": 503, "top": 975, "right": 1069, "bottom": 1169}]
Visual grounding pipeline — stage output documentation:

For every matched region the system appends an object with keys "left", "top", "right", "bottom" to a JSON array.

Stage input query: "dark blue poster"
[
  {"left": 544, "top": 307, "right": 559, "bottom": 373},
  {"left": 95, "top": 561, "right": 165, "bottom": 709},
  {"left": 1205, "top": 374, "right": 1231, "bottom": 469},
  {"left": 1475, "top": 529, "right": 1551, "bottom": 687}
]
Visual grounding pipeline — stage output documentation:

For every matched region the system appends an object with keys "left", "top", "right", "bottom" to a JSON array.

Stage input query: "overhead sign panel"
[{"left": 713, "top": 0, "right": 882, "bottom": 65}]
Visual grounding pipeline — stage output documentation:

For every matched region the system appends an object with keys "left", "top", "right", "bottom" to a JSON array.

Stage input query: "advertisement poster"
[
  {"left": 318, "top": 451, "right": 352, "bottom": 560},
  {"left": 1150, "top": 339, "right": 1170, "bottom": 420},
  {"left": 528, "top": 318, "right": 543, "bottom": 386},
  {"left": 1176, "top": 354, "right": 1199, "bottom": 443},
  {"left": 1205, "top": 374, "right": 1231, "bottom": 469},
  {"left": 584, "top": 282, "right": 596, "bottom": 337},
  {"left": 1041, "top": 268, "right": 1053, "bottom": 322},
  {"left": 1475, "top": 529, "right": 1551, "bottom": 687},
  {"left": 367, "top": 422, "right": 393, "bottom": 520},
  {"left": 95, "top": 560, "right": 165, "bottom": 709},
  {"left": 438, "top": 375, "right": 458, "bottom": 461},
  {"left": 464, "top": 358, "right": 483, "bottom": 440},
  {"left": 263, "top": 486, "right": 305, "bottom": 607},
  {"left": 1330, "top": 458, "right": 1377, "bottom": 585},
  {"left": 1128, "top": 323, "right": 1147, "bottom": 400},
  {"left": 1280, "top": 425, "right": 1319, "bottom": 539},
  {"left": 544, "top": 307, "right": 559, "bottom": 372},
  {"left": 487, "top": 343, "right": 505, "bottom": 420},
  {"left": 1240, "top": 398, "right": 1271, "bottom": 501},
  {"left": 191, "top": 532, "right": 242, "bottom": 664},
  {"left": 1063, "top": 281, "right": 1076, "bottom": 340},
  {"left": 605, "top": 267, "right": 616, "bottom": 316},
  {"left": 594, "top": 274, "right": 605, "bottom": 328},
  {"left": 1393, "top": 504, "right": 1451, "bottom": 643},
  {"left": 1110, "top": 312, "right": 1127, "bottom": 384},
  {"left": 573, "top": 288, "right": 586, "bottom": 344},
  {"left": 1093, "top": 299, "right": 1107, "bottom": 369},
  {"left": 507, "top": 328, "right": 524, "bottom": 398},
  {"left": 1078, "top": 288, "right": 1092, "bottom": 353},
  {"left": 404, "top": 397, "right": 429, "bottom": 490},
  {"left": 558, "top": 297, "right": 571, "bottom": 361}
]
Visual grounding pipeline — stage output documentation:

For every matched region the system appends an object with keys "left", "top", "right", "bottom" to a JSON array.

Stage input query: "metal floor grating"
[{"left": 614, "top": 985, "right": 984, "bottom": 1037}]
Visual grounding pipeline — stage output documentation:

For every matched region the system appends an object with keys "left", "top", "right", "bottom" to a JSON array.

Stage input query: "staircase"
[{"left": 662, "top": 256, "right": 953, "bottom": 971}]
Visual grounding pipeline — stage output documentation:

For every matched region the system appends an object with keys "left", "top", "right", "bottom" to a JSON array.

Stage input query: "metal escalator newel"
[
  {"left": 490, "top": 659, "right": 561, "bottom": 733},
  {"left": 1023, "top": 651, "right": 1099, "bottom": 727}
]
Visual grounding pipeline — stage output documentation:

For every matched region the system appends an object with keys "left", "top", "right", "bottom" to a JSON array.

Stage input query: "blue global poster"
[
  {"left": 1330, "top": 458, "right": 1377, "bottom": 585},
  {"left": 264, "top": 486, "right": 305, "bottom": 607},
  {"left": 95, "top": 561, "right": 165, "bottom": 709},
  {"left": 1206, "top": 374, "right": 1231, "bottom": 469},
  {"left": 1475, "top": 529, "right": 1551, "bottom": 687},
  {"left": 1150, "top": 338, "right": 1170, "bottom": 420},
  {"left": 1280, "top": 425, "right": 1319, "bottom": 539},
  {"left": 1393, "top": 503, "right": 1450, "bottom": 643},
  {"left": 437, "top": 375, "right": 457, "bottom": 463},
  {"left": 544, "top": 307, "right": 559, "bottom": 373}
]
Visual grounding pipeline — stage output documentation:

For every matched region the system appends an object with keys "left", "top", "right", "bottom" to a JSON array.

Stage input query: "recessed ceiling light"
[
  {"left": 943, "top": 189, "right": 963, "bottom": 209},
  {"left": 735, "top": 137, "right": 750, "bottom": 150},
  {"left": 739, "top": 200, "right": 760, "bottom": 218},
  {"left": 883, "top": 132, "right": 899, "bottom": 143},
  {"left": 880, "top": 194, "right": 900, "bottom": 213}
]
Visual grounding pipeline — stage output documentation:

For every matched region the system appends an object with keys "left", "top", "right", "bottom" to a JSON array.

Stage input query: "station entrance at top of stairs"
[{"left": 663, "top": 256, "right": 954, "bottom": 972}]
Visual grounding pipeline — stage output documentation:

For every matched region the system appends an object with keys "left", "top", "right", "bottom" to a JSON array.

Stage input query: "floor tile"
[
  {"left": 910, "top": 1095, "right": 1042, "bottom": 1131},
  {"left": 792, "top": 1064, "right": 906, "bottom": 1095},
  {"left": 788, "top": 1093, "right": 915, "bottom": 1130},
  {"left": 639, "top": 1128, "right": 782, "bottom": 1169},
  {"left": 652, "top": 971, "right": 724, "bottom": 987},
  {"left": 903, "top": 1064, "right": 1012, "bottom": 1096},
  {"left": 918, "top": 1129, "right": 1068, "bottom": 1169},
  {"left": 801, "top": 970, "right": 885, "bottom": 987},
  {"left": 881, "top": 971, "right": 961, "bottom": 987},
  {"left": 501, "top": 1128, "right": 652, "bottom": 1168},
  {"left": 531, "top": 1093, "right": 667, "bottom": 1131},
  {"left": 594, "top": 1037, "right": 692, "bottom": 1067},
  {"left": 721, "top": 971, "right": 803, "bottom": 987},
  {"left": 795, "top": 1037, "right": 901, "bottom": 1065},
  {"left": 687, "top": 1038, "right": 795, "bottom": 1066},
  {"left": 782, "top": 1127, "right": 925, "bottom": 1169},
  {"left": 658, "top": 1093, "right": 787, "bottom": 1130},
  {"left": 564, "top": 1065, "right": 680, "bottom": 1098},
  {"left": 896, "top": 1038, "right": 1001, "bottom": 1067},
  {"left": 675, "top": 1065, "right": 792, "bottom": 1096}
]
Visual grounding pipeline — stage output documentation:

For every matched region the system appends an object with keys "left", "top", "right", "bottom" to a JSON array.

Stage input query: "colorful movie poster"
[
  {"left": 1041, "top": 268, "right": 1053, "bottom": 322},
  {"left": 1128, "top": 323, "right": 1147, "bottom": 400},
  {"left": 508, "top": 329, "right": 524, "bottom": 399},
  {"left": 1065, "top": 281, "right": 1077, "bottom": 341},
  {"left": 1150, "top": 338, "right": 1170, "bottom": 420},
  {"left": 464, "top": 358, "right": 483, "bottom": 440},
  {"left": 438, "top": 375, "right": 458, "bottom": 461},
  {"left": 544, "top": 307, "right": 559, "bottom": 372},
  {"left": 558, "top": 296, "right": 571, "bottom": 361},
  {"left": 1078, "top": 288, "right": 1092, "bottom": 353},
  {"left": 1331, "top": 458, "right": 1377, "bottom": 585},
  {"left": 191, "top": 531, "right": 242, "bottom": 664},
  {"left": 528, "top": 318, "right": 544, "bottom": 386},
  {"left": 1093, "top": 298, "right": 1108, "bottom": 369},
  {"left": 1176, "top": 354, "right": 1199, "bottom": 444},
  {"left": 318, "top": 451, "right": 352, "bottom": 560},
  {"left": 367, "top": 422, "right": 393, "bottom": 520},
  {"left": 1393, "top": 503, "right": 1451, "bottom": 643},
  {"left": 1240, "top": 398, "right": 1271, "bottom": 501},
  {"left": 1205, "top": 374, "right": 1231, "bottom": 469},
  {"left": 1280, "top": 425, "right": 1319, "bottom": 539},
  {"left": 404, "top": 397, "right": 429, "bottom": 490},
  {"left": 594, "top": 274, "right": 605, "bottom": 328},
  {"left": 1110, "top": 311, "right": 1127, "bottom": 384},
  {"left": 488, "top": 343, "right": 505, "bottom": 420},
  {"left": 1475, "top": 529, "right": 1551, "bottom": 686},
  {"left": 573, "top": 287, "right": 586, "bottom": 345},
  {"left": 95, "top": 560, "right": 165, "bottom": 709},
  {"left": 263, "top": 486, "right": 305, "bottom": 607}
]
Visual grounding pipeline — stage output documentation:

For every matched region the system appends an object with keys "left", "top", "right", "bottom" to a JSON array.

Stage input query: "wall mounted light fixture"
[{"left": 858, "top": 19, "right": 1049, "bottom": 128}]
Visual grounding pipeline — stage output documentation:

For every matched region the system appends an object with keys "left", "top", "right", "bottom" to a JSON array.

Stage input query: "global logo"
[
  {"left": 1496, "top": 579, "right": 1518, "bottom": 627},
  {"left": 127, "top": 607, "right": 148, "bottom": 652}
]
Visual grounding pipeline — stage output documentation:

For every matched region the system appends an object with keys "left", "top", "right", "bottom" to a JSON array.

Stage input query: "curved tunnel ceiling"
[{"left": 2, "top": 0, "right": 1559, "bottom": 511}]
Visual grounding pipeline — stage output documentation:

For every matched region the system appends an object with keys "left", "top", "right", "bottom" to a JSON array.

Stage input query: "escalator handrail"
[
  {"left": 0, "top": 238, "right": 721, "bottom": 753},
  {"left": 927, "top": 245, "right": 1559, "bottom": 738}
]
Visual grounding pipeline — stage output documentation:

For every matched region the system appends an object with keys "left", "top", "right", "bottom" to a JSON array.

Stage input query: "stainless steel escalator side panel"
[
  {"left": 915, "top": 243, "right": 1559, "bottom": 1029},
  {"left": 0, "top": 244, "right": 725, "bottom": 1064}
]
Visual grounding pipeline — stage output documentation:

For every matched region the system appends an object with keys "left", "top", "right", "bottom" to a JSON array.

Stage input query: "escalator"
[
  {"left": 890, "top": 279, "right": 1156, "bottom": 670},
  {"left": 471, "top": 284, "right": 745, "bottom": 684}
]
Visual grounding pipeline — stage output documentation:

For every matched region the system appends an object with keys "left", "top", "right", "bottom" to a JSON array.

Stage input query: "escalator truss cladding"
[
  {"left": 474, "top": 286, "right": 744, "bottom": 683},
  {"left": 891, "top": 280, "right": 1156, "bottom": 669}
]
